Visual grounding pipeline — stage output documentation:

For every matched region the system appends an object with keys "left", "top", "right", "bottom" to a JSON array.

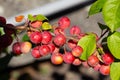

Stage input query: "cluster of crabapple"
[
  {"left": 12, "top": 16, "right": 84, "bottom": 66},
  {"left": 0, "top": 16, "right": 15, "bottom": 51},
  {"left": 3, "top": 15, "right": 114, "bottom": 76}
]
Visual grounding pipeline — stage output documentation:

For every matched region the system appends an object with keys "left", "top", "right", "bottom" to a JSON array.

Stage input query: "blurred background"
[{"left": 0, "top": 0, "right": 110, "bottom": 80}]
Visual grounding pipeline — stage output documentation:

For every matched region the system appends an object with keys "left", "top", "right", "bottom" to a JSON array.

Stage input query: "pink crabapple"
[
  {"left": 63, "top": 52, "right": 75, "bottom": 64},
  {"left": 39, "top": 45, "right": 51, "bottom": 56},
  {"left": 31, "top": 46, "right": 41, "bottom": 58},
  {"left": 87, "top": 55, "right": 99, "bottom": 67},
  {"left": 29, "top": 31, "right": 42, "bottom": 44},
  {"left": 58, "top": 16, "right": 70, "bottom": 29},
  {"left": 51, "top": 53, "right": 63, "bottom": 65},
  {"left": 41, "top": 31, "right": 52, "bottom": 44},
  {"left": 72, "top": 46, "right": 83, "bottom": 57},
  {"left": 99, "top": 64, "right": 110, "bottom": 75},
  {"left": 53, "top": 34, "right": 66, "bottom": 46},
  {"left": 70, "top": 25, "right": 81, "bottom": 36},
  {"left": 21, "top": 41, "right": 32, "bottom": 53}
]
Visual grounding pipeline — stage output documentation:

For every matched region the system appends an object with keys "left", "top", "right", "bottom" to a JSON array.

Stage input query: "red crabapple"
[
  {"left": 53, "top": 34, "right": 66, "bottom": 46},
  {"left": 54, "top": 27, "right": 64, "bottom": 35},
  {"left": 102, "top": 53, "right": 114, "bottom": 65},
  {"left": 63, "top": 52, "right": 75, "bottom": 64},
  {"left": 93, "top": 63, "right": 101, "bottom": 71},
  {"left": 70, "top": 25, "right": 81, "bottom": 35},
  {"left": 72, "top": 46, "right": 83, "bottom": 57},
  {"left": 67, "top": 39, "right": 77, "bottom": 49},
  {"left": 87, "top": 55, "right": 99, "bottom": 67},
  {"left": 31, "top": 46, "right": 41, "bottom": 58},
  {"left": 47, "top": 43, "right": 55, "bottom": 53},
  {"left": 77, "top": 33, "right": 86, "bottom": 40},
  {"left": 39, "top": 45, "right": 50, "bottom": 56},
  {"left": 99, "top": 64, "right": 110, "bottom": 75},
  {"left": 12, "top": 42, "right": 22, "bottom": 55},
  {"left": 41, "top": 31, "right": 52, "bottom": 44},
  {"left": 58, "top": 16, "right": 70, "bottom": 29},
  {"left": 30, "top": 31, "right": 42, "bottom": 44},
  {"left": 72, "top": 58, "right": 82, "bottom": 66},
  {"left": 21, "top": 41, "right": 32, "bottom": 53},
  {"left": 51, "top": 53, "right": 63, "bottom": 65}
]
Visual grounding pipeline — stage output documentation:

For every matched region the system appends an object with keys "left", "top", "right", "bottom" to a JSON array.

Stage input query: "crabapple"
[
  {"left": 21, "top": 41, "right": 32, "bottom": 53},
  {"left": 63, "top": 52, "right": 75, "bottom": 64},
  {"left": 67, "top": 39, "right": 77, "bottom": 49},
  {"left": 72, "top": 46, "right": 83, "bottom": 57},
  {"left": 31, "top": 46, "right": 41, "bottom": 58},
  {"left": 51, "top": 53, "right": 63, "bottom": 65},
  {"left": 41, "top": 31, "right": 52, "bottom": 44},
  {"left": 54, "top": 27, "right": 64, "bottom": 35},
  {"left": 47, "top": 43, "right": 55, "bottom": 53},
  {"left": 99, "top": 64, "right": 110, "bottom": 75},
  {"left": 12, "top": 42, "right": 22, "bottom": 55},
  {"left": 53, "top": 34, "right": 66, "bottom": 46},
  {"left": 102, "top": 53, "right": 114, "bottom": 65},
  {"left": 29, "top": 31, "right": 42, "bottom": 44},
  {"left": 58, "top": 16, "right": 70, "bottom": 29},
  {"left": 72, "top": 58, "right": 82, "bottom": 66},
  {"left": 39, "top": 45, "right": 50, "bottom": 56},
  {"left": 70, "top": 25, "right": 81, "bottom": 35},
  {"left": 87, "top": 55, "right": 99, "bottom": 67}
]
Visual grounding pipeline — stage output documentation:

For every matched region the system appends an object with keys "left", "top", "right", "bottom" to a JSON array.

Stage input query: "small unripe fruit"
[
  {"left": 102, "top": 53, "right": 114, "bottom": 65},
  {"left": 72, "top": 46, "right": 83, "bottom": 57},
  {"left": 51, "top": 53, "right": 63, "bottom": 65},
  {"left": 30, "top": 31, "right": 42, "bottom": 44},
  {"left": 58, "top": 16, "right": 70, "bottom": 29},
  {"left": 87, "top": 55, "right": 99, "bottom": 67},
  {"left": 21, "top": 41, "right": 32, "bottom": 53},
  {"left": 99, "top": 65, "right": 110, "bottom": 75}
]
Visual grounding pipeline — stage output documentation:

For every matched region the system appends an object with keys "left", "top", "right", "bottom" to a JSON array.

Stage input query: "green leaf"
[
  {"left": 107, "top": 32, "right": 120, "bottom": 59},
  {"left": 0, "top": 27, "right": 5, "bottom": 35},
  {"left": 28, "top": 14, "right": 36, "bottom": 22},
  {"left": 22, "top": 34, "right": 30, "bottom": 41},
  {"left": 110, "top": 62, "right": 120, "bottom": 80},
  {"left": 88, "top": 0, "right": 106, "bottom": 16},
  {"left": 36, "top": 14, "right": 48, "bottom": 21},
  {"left": 102, "top": 0, "right": 120, "bottom": 32},
  {"left": 41, "top": 22, "right": 52, "bottom": 30},
  {"left": 77, "top": 34, "right": 96, "bottom": 60},
  {"left": 98, "top": 22, "right": 108, "bottom": 30}
]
